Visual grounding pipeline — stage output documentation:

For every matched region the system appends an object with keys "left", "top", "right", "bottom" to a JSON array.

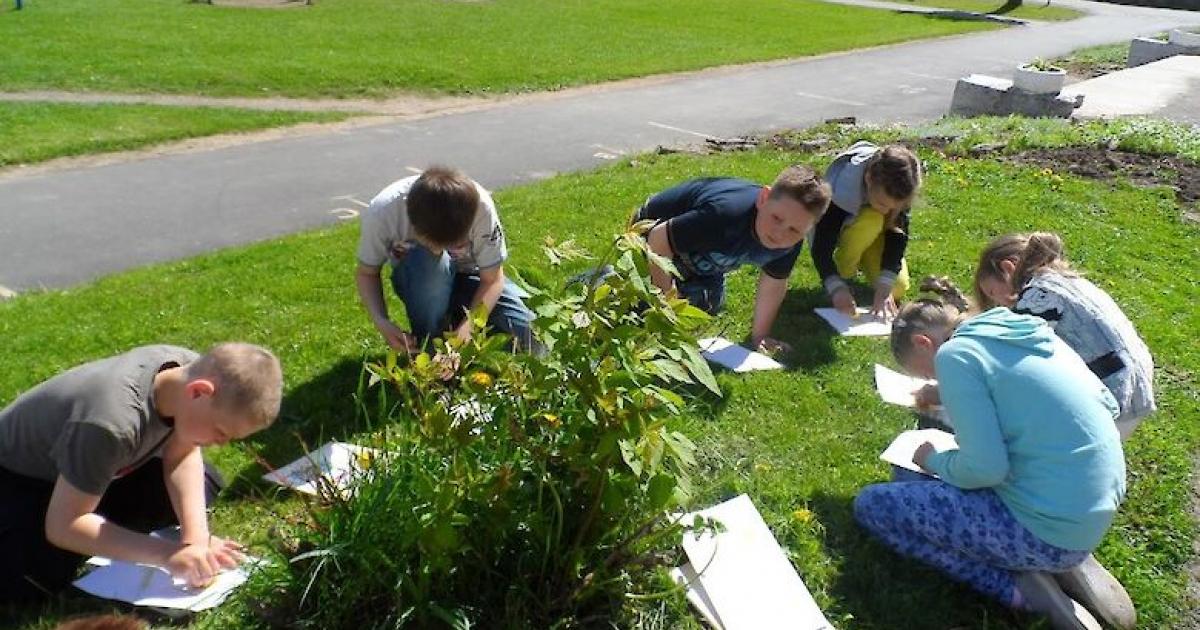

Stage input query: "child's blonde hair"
[
  {"left": 865, "top": 145, "right": 922, "bottom": 230},
  {"left": 186, "top": 342, "right": 282, "bottom": 428},
  {"left": 769, "top": 164, "right": 833, "bottom": 216},
  {"left": 973, "top": 232, "right": 1076, "bottom": 309},
  {"left": 890, "top": 276, "right": 970, "bottom": 366}
]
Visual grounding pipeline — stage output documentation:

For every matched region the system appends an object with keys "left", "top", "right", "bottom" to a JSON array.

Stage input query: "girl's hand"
[
  {"left": 914, "top": 384, "right": 941, "bottom": 409},
  {"left": 832, "top": 287, "right": 857, "bottom": 317},
  {"left": 870, "top": 288, "right": 898, "bottom": 321},
  {"left": 913, "top": 441, "right": 936, "bottom": 471}
]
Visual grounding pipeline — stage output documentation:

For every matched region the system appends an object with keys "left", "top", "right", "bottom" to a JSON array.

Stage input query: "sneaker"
[
  {"left": 1055, "top": 555, "right": 1137, "bottom": 630},
  {"left": 1015, "top": 571, "right": 1102, "bottom": 630}
]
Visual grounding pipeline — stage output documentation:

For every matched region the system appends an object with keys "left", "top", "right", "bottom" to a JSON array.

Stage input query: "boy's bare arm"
[
  {"left": 355, "top": 263, "right": 415, "bottom": 352},
  {"left": 46, "top": 474, "right": 230, "bottom": 587},
  {"left": 645, "top": 223, "right": 676, "bottom": 295},
  {"left": 161, "top": 434, "right": 210, "bottom": 546},
  {"left": 749, "top": 272, "right": 789, "bottom": 349},
  {"left": 44, "top": 479, "right": 178, "bottom": 567}
]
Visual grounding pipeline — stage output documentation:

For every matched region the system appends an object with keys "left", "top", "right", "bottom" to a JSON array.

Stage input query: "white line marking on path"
[
  {"left": 330, "top": 208, "right": 359, "bottom": 220},
  {"left": 794, "top": 91, "right": 867, "bottom": 107},
  {"left": 332, "top": 195, "right": 369, "bottom": 208},
  {"left": 647, "top": 121, "right": 725, "bottom": 141},
  {"left": 898, "top": 70, "right": 957, "bottom": 82},
  {"left": 405, "top": 166, "right": 424, "bottom": 175}
]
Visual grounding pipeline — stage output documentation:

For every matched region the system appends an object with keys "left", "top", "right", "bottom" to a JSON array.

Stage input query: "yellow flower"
[
  {"left": 754, "top": 462, "right": 772, "bottom": 473},
  {"left": 469, "top": 371, "right": 494, "bottom": 388},
  {"left": 792, "top": 508, "right": 813, "bottom": 524},
  {"left": 355, "top": 450, "right": 374, "bottom": 470},
  {"left": 540, "top": 413, "right": 561, "bottom": 429}
]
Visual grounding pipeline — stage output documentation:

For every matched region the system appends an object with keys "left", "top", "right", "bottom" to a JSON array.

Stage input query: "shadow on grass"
[
  {"left": 224, "top": 356, "right": 374, "bottom": 499},
  {"left": 906, "top": 8, "right": 1025, "bottom": 22}
]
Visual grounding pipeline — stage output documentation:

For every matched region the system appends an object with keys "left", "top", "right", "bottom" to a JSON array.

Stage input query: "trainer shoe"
[
  {"left": 1015, "top": 570, "right": 1102, "bottom": 630},
  {"left": 1055, "top": 554, "right": 1136, "bottom": 630}
]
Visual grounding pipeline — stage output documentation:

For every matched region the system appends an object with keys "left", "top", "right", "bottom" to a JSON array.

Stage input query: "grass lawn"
[
  {"left": 1052, "top": 38, "right": 1145, "bottom": 80},
  {"left": 3, "top": 116, "right": 1198, "bottom": 629},
  {"left": 0, "top": 0, "right": 997, "bottom": 98},
  {"left": 886, "top": 0, "right": 1082, "bottom": 21},
  {"left": 0, "top": 102, "right": 347, "bottom": 167}
]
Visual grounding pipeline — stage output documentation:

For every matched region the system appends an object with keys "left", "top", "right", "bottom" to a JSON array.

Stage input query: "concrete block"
[
  {"left": 1127, "top": 37, "right": 1200, "bottom": 68},
  {"left": 950, "top": 74, "right": 1083, "bottom": 119}
]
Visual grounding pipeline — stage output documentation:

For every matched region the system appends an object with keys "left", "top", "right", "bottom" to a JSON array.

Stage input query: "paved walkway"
[{"left": 1, "top": 0, "right": 1197, "bottom": 292}]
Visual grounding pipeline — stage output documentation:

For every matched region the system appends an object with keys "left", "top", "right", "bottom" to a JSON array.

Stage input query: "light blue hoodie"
[{"left": 925, "top": 307, "right": 1126, "bottom": 551}]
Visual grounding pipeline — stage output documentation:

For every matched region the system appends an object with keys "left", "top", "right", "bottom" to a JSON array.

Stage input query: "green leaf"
[
  {"left": 647, "top": 474, "right": 677, "bottom": 510},
  {"left": 681, "top": 344, "right": 721, "bottom": 396},
  {"left": 648, "top": 359, "right": 690, "bottom": 383},
  {"left": 619, "top": 438, "right": 643, "bottom": 477}
]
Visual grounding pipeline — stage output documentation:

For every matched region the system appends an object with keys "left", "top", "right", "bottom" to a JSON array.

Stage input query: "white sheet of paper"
[
  {"left": 814, "top": 307, "right": 891, "bottom": 337},
  {"left": 680, "top": 494, "right": 833, "bottom": 630},
  {"left": 73, "top": 560, "right": 251, "bottom": 611},
  {"left": 880, "top": 429, "right": 959, "bottom": 474},
  {"left": 263, "top": 441, "right": 379, "bottom": 496},
  {"left": 873, "top": 364, "right": 937, "bottom": 408},
  {"left": 671, "top": 562, "right": 724, "bottom": 629},
  {"left": 699, "top": 337, "right": 784, "bottom": 372}
]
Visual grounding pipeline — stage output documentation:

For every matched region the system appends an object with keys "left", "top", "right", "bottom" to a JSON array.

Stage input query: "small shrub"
[{"left": 277, "top": 225, "right": 721, "bottom": 628}]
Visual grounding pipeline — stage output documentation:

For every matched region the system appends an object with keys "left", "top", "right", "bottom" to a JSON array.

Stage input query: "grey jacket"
[{"left": 1014, "top": 272, "right": 1156, "bottom": 437}]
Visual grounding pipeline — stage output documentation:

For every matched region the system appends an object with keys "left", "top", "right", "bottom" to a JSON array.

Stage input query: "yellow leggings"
[{"left": 833, "top": 208, "right": 910, "bottom": 299}]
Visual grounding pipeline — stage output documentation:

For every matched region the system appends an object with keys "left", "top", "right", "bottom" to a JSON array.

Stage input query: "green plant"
[
  {"left": 277, "top": 226, "right": 721, "bottom": 628},
  {"left": 1023, "top": 57, "right": 1064, "bottom": 72}
]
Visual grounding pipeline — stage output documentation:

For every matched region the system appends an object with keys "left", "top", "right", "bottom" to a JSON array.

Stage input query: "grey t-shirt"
[{"left": 0, "top": 345, "right": 198, "bottom": 495}]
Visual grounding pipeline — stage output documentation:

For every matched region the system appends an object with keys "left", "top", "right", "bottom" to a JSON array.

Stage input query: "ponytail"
[
  {"left": 1012, "top": 231, "right": 1073, "bottom": 291},
  {"left": 890, "top": 276, "right": 969, "bottom": 366}
]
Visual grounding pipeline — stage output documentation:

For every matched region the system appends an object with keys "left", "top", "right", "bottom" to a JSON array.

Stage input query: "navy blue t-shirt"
[{"left": 640, "top": 177, "right": 802, "bottom": 280}]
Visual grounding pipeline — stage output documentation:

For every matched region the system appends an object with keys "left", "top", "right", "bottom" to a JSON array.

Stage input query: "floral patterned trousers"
[{"left": 853, "top": 474, "right": 1089, "bottom": 608}]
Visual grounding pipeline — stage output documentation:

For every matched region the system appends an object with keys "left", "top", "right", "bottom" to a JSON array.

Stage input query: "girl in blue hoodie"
[{"left": 854, "top": 282, "right": 1130, "bottom": 630}]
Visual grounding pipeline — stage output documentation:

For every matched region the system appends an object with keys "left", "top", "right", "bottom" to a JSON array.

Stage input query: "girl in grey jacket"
[{"left": 973, "top": 232, "right": 1155, "bottom": 439}]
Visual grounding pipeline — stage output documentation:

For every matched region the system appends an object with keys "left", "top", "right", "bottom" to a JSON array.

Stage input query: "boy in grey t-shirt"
[{"left": 0, "top": 343, "right": 282, "bottom": 602}]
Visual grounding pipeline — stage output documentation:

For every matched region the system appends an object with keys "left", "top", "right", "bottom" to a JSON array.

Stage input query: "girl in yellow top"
[{"left": 810, "top": 142, "right": 922, "bottom": 320}]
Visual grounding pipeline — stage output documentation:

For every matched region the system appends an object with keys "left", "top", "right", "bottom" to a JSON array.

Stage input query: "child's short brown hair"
[
  {"left": 768, "top": 165, "right": 832, "bottom": 215},
  {"left": 407, "top": 166, "right": 481, "bottom": 248},
  {"left": 187, "top": 342, "right": 283, "bottom": 429},
  {"left": 866, "top": 145, "right": 922, "bottom": 202}
]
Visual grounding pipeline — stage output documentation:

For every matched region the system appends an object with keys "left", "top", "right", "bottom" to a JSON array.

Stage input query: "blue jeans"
[
  {"left": 390, "top": 245, "right": 535, "bottom": 350},
  {"left": 677, "top": 274, "right": 726, "bottom": 315}
]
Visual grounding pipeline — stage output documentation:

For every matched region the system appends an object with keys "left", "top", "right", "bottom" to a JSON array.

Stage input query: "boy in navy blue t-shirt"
[{"left": 637, "top": 165, "right": 831, "bottom": 353}]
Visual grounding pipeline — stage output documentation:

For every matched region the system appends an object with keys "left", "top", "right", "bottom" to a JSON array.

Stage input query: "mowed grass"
[
  {"left": 888, "top": 0, "right": 1082, "bottom": 21},
  {"left": 2, "top": 117, "right": 1198, "bottom": 629},
  {"left": 0, "top": 102, "right": 347, "bottom": 167},
  {"left": 0, "top": 0, "right": 996, "bottom": 98}
]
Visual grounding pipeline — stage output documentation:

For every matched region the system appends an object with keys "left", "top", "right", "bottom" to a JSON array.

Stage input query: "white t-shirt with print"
[{"left": 356, "top": 176, "right": 507, "bottom": 274}]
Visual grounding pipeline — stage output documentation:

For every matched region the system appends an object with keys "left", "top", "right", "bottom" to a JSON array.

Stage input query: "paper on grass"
[
  {"left": 263, "top": 441, "right": 379, "bottom": 496},
  {"left": 873, "top": 364, "right": 939, "bottom": 409},
  {"left": 74, "top": 559, "right": 252, "bottom": 611},
  {"left": 679, "top": 494, "right": 833, "bottom": 630},
  {"left": 814, "top": 307, "right": 891, "bottom": 337},
  {"left": 699, "top": 337, "right": 783, "bottom": 372},
  {"left": 880, "top": 429, "right": 959, "bottom": 474},
  {"left": 74, "top": 527, "right": 256, "bottom": 611},
  {"left": 670, "top": 563, "right": 724, "bottom": 629}
]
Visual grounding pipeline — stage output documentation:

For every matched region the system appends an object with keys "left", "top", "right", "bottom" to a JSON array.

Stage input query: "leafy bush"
[{"left": 276, "top": 226, "right": 720, "bottom": 628}]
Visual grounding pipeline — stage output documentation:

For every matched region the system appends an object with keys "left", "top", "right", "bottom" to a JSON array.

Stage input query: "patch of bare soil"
[{"left": 1001, "top": 146, "right": 1200, "bottom": 221}]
